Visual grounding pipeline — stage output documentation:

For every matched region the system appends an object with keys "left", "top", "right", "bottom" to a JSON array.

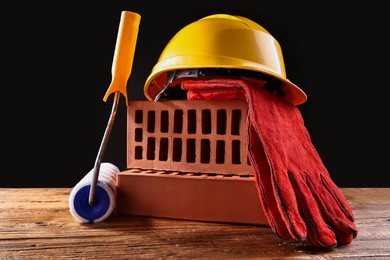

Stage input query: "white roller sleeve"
[{"left": 69, "top": 162, "right": 119, "bottom": 223}]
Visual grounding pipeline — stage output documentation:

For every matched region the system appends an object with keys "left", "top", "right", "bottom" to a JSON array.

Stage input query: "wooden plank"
[{"left": 0, "top": 188, "right": 389, "bottom": 259}]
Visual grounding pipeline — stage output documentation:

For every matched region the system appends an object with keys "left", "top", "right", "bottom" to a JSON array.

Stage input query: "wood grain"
[{"left": 0, "top": 188, "right": 389, "bottom": 259}]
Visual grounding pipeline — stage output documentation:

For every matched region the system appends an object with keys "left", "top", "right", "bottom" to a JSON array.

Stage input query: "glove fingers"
[
  {"left": 270, "top": 169, "right": 308, "bottom": 240},
  {"left": 248, "top": 123, "right": 293, "bottom": 240},
  {"left": 306, "top": 176, "right": 358, "bottom": 244},
  {"left": 288, "top": 171, "right": 338, "bottom": 248},
  {"left": 321, "top": 176, "right": 356, "bottom": 221},
  {"left": 252, "top": 162, "right": 293, "bottom": 240}
]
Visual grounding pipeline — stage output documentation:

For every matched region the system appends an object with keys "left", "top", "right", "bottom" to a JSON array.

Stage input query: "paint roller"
[{"left": 69, "top": 11, "right": 141, "bottom": 223}]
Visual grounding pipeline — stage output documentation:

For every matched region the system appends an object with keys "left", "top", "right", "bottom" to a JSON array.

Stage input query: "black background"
[{"left": 2, "top": 1, "right": 389, "bottom": 188}]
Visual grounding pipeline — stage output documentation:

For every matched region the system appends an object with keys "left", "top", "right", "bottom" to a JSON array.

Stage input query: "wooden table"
[{"left": 0, "top": 188, "right": 389, "bottom": 259}]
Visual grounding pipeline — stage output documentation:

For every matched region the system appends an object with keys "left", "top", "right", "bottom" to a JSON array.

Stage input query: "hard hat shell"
[{"left": 144, "top": 14, "right": 307, "bottom": 105}]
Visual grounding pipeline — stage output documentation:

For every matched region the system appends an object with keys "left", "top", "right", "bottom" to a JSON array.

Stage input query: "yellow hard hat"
[{"left": 144, "top": 14, "right": 307, "bottom": 105}]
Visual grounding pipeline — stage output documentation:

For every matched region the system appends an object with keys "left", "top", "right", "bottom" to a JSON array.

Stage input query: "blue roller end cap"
[{"left": 73, "top": 185, "right": 111, "bottom": 223}]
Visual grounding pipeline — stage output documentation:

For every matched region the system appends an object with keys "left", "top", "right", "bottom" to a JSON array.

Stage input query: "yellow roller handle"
[{"left": 103, "top": 11, "right": 141, "bottom": 106}]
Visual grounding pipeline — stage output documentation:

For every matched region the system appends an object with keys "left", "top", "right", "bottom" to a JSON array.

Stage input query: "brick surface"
[
  {"left": 116, "top": 168, "right": 268, "bottom": 225},
  {"left": 127, "top": 99, "right": 252, "bottom": 176}
]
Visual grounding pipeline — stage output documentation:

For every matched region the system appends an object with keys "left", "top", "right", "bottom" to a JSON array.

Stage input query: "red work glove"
[{"left": 182, "top": 78, "right": 357, "bottom": 248}]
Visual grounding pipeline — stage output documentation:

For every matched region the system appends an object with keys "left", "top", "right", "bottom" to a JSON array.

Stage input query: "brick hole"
[
  {"left": 174, "top": 110, "right": 183, "bottom": 133},
  {"left": 172, "top": 138, "right": 182, "bottom": 162},
  {"left": 159, "top": 138, "right": 169, "bottom": 161},
  {"left": 160, "top": 110, "right": 169, "bottom": 133},
  {"left": 192, "top": 173, "right": 203, "bottom": 176},
  {"left": 134, "top": 128, "right": 143, "bottom": 142},
  {"left": 187, "top": 109, "right": 196, "bottom": 134},
  {"left": 231, "top": 109, "right": 241, "bottom": 135},
  {"left": 147, "top": 111, "right": 155, "bottom": 133},
  {"left": 224, "top": 174, "right": 234, "bottom": 177},
  {"left": 217, "top": 109, "right": 227, "bottom": 135},
  {"left": 232, "top": 140, "right": 241, "bottom": 164},
  {"left": 202, "top": 109, "right": 211, "bottom": 134},
  {"left": 147, "top": 137, "right": 155, "bottom": 160},
  {"left": 186, "top": 138, "right": 196, "bottom": 163},
  {"left": 216, "top": 140, "right": 225, "bottom": 164},
  {"left": 134, "top": 146, "right": 143, "bottom": 160},
  {"left": 135, "top": 110, "right": 143, "bottom": 124},
  {"left": 201, "top": 139, "right": 211, "bottom": 164}
]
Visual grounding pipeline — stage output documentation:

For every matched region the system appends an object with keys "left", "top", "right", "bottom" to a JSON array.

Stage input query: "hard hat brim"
[{"left": 144, "top": 56, "right": 307, "bottom": 105}]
